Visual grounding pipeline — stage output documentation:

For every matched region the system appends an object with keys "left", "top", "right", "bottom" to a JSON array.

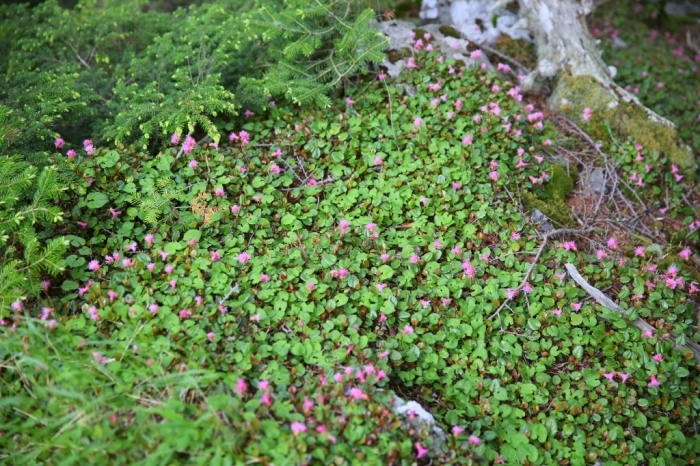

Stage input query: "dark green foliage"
[
  {"left": 0, "top": 0, "right": 262, "bottom": 154},
  {"left": 247, "top": 0, "right": 389, "bottom": 107},
  {"left": 0, "top": 153, "right": 68, "bottom": 310}
]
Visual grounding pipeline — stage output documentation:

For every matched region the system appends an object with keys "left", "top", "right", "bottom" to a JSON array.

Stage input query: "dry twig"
[
  {"left": 565, "top": 263, "right": 700, "bottom": 366},
  {"left": 487, "top": 227, "right": 594, "bottom": 320}
]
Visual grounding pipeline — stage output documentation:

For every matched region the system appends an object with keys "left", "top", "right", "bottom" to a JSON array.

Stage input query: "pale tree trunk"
[
  {"left": 417, "top": 0, "right": 695, "bottom": 169},
  {"left": 517, "top": 0, "right": 694, "bottom": 169}
]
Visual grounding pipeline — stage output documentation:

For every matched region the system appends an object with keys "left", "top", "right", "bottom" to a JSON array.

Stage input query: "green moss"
[
  {"left": 521, "top": 163, "right": 577, "bottom": 227},
  {"left": 543, "top": 164, "right": 576, "bottom": 200},
  {"left": 412, "top": 28, "right": 428, "bottom": 40},
  {"left": 550, "top": 73, "right": 695, "bottom": 170},
  {"left": 522, "top": 191, "right": 575, "bottom": 227},
  {"left": 438, "top": 25, "right": 461, "bottom": 39},
  {"left": 492, "top": 34, "right": 537, "bottom": 69}
]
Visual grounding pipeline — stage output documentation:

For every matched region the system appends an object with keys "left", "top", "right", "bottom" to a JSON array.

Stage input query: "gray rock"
[
  {"left": 611, "top": 37, "right": 627, "bottom": 49},
  {"left": 393, "top": 395, "right": 447, "bottom": 454},
  {"left": 665, "top": 1, "right": 700, "bottom": 18},
  {"left": 418, "top": 0, "right": 530, "bottom": 45},
  {"left": 531, "top": 208, "right": 552, "bottom": 232},
  {"left": 588, "top": 168, "right": 606, "bottom": 194}
]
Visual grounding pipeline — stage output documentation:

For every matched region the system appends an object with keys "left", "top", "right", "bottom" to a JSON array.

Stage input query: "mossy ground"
[{"left": 550, "top": 73, "right": 694, "bottom": 170}]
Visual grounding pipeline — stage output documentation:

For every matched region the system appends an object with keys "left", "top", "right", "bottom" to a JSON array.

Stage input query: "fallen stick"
[{"left": 565, "top": 262, "right": 700, "bottom": 366}]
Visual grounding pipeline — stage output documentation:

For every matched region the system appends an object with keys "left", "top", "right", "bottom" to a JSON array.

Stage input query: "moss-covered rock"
[
  {"left": 521, "top": 164, "right": 577, "bottom": 226},
  {"left": 492, "top": 34, "right": 537, "bottom": 70},
  {"left": 549, "top": 72, "right": 695, "bottom": 171},
  {"left": 522, "top": 191, "right": 574, "bottom": 227},
  {"left": 438, "top": 25, "right": 461, "bottom": 39}
]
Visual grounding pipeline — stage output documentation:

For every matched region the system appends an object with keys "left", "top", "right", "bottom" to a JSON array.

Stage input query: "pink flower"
[
  {"left": 260, "top": 274, "right": 270, "bottom": 283},
  {"left": 401, "top": 325, "right": 414, "bottom": 335},
  {"left": 380, "top": 253, "right": 390, "bottom": 262},
  {"left": 523, "top": 282, "right": 533, "bottom": 293},
  {"left": 635, "top": 246, "right": 645, "bottom": 257},
  {"left": 88, "top": 260, "right": 100, "bottom": 271},
  {"left": 470, "top": 49, "right": 482, "bottom": 59},
  {"left": 451, "top": 245, "right": 461, "bottom": 254},
  {"left": 618, "top": 373, "right": 630, "bottom": 383},
  {"left": 603, "top": 372, "right": 616, "bottom": 382},
  {"left": 468, "top": 435, "right": 481, "bottom": 445},
  {"left": 413, "top": 117, "right": 423, "bottom": 127},
  {"left": 582, "top": 107, "right": 593, "bottom": 121},
  {"left": 234, "top": 378, "right": 247, "bottom": 396},
  {"left": 415, "top": 442, "right": 429, "bottom": 458},
  {"left": 210, "top": 250, "right": 221, "bottom": 261},
  {"left": 55, "top": 137, "right": 65, "bottom": 149},
  {"left": 373, "top": 156, "right": 383, "bottom": 165},
  {"left": 495, "top": 456, "right": 505, "bottom": 464},
  {"left": 348, "top": 387, "right": 368, "bottom": 401},
  {"left": 596, "top": 250, "right": 607, "bottom": 260},
  {"left": 290, "top": 421, "right": 307, "bottom": 436},
  {"left": 345, "top": 97, "right": 355, "bottom": 106},
  {"left": 188, "top": 159, "right": 198, "bottom": 168},
  {"left": 641, "top": 329, "right": 653, "bottom": 338},
  {"left": 452, "top": 426, "right": 464, "bottom": 437},
  {"left": 652, "top": 353, "right": 663, "bottom": 363},
  {"left": 607, "top": 237, "right": 618, "bottom": 249},
  {"left": 366, "top": 222, "right": 377, "bottom": 232},
  {"left": 88, "top": 306, "right": 100, "bottom": 321},
  {"left": 171, "top": 133, "right": 180, "bottom": 145},
  {"left": 551, "top": 309, "right": 562, "bottom": 317},
  {"left": 237, "top": 252, "right": 251, "bottom": 264},
  {"left": 182, "top": 135, "right": 196, "bottom": 154},
  {"left": 489, "top": 171, "right": 499, "bottom": 181},
  {"left": 571, "top": 302, "right": 582, "bottom": 311},
  {"left": 11, "top": 300, "right": 22, "bottom": 311},
  {"left": 409, "top": 254, "right": 420, "bottom": 264},
  {"left": 306, "top": 282, "right": 315, "bottom": 292},
  {"left": 648, "top": 374, "right": 661, "bottom": 387},
  {"left": 679, "top": 248, "right": 691, "bottom": 260},
  {"left": 107, "top": 290, "right": 118, "bottom": 302},
  {"left": 207, "top": 332, "right": 215, "bottom": 341},
  {"left": 66, "top": 149, "right": 77, "bottom": 159},
  {"left": 170, "top": 279, "right": 177, "bottom": 289},
  {"left": 149, "top": 304, "right": 159, "bottom": 315},
  {"left": 562, "top": 241, "right": 577, "bottom": 251},
  {"left": 451, "top": 182, "right": 462, "bottom": 191}
]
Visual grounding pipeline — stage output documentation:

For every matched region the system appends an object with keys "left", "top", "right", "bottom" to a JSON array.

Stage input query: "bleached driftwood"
[{"left": 565, "top": 263, "right": 700, "bottom": 366}]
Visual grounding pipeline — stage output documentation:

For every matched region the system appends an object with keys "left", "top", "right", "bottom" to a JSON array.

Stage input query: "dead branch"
[{"left": 565, "top": 263, "right": 700, "bottom": 366}]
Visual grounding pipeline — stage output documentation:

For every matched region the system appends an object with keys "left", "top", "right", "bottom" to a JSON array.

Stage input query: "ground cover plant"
[
  {"left": 2, "top": 0, "right": 700, "bottom": 465},
  {"left": 589, "top": 0, "right": 700, "bottom": 153}
]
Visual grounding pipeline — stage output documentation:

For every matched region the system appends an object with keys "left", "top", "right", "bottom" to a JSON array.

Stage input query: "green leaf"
[{"left": 85, "top": 193, "right": 109, "bottom": 209}]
